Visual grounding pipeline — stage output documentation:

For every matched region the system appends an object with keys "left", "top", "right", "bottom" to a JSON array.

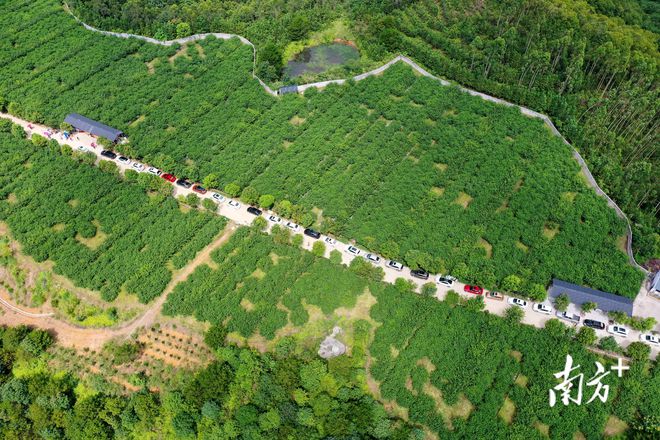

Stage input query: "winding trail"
[
  {"left": 63, "top": 4, "right": 647, "bottom": 274},
  {"left": 0, "top": 221, "right": 237, "bottom": 349}
]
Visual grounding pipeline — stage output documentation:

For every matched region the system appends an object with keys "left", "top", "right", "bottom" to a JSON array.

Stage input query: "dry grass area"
[
  {"left": 478, "top": 238, "right": 492, "bottom": 258},
  {"left": 513, "top": 178, "right": 524, "bottom": 192},
  {"left": 75, "top": 220, "right": 108, "bottom": 250},
  {"left": 562, "top": 191, "right": 577, "bottom": 203},
  {"left": 67, "top": 199, "right": 79, "bottom": 207},
  {"left": 7, "top": 193, "right": 17, "bottom": 204},
  {"left": 194, "top": 43, "right": 205, "bottom": 58},
  {"left": 603, "top": 415, "right": 628, "bottom": 437},
  {"left": 269, "top": 252, "right": 281, "bottom": 265},
  {"left": 51, "top": 223, "right": 66, "bottom": 232},
  {"left": 145, "top": 58, "right": 158, "bottom": 74},
  {"left": 496, "top": 200, "right": 508, "bottom": 213},
  {"left": 534, "top": 421, "right": 550, "bottom": 437},
  {"left": 250, "top": 268, "right": 266, "bottom": 280},
  {"left": 425, "top": 118, "right": 437, "bottom": 126},
  {"left": 129, "top": 114, "right": 145, "bottom": 127},
  {"left": 430, "top": 186, "right": 445, "bottom": 197},
  {"left": 509, "top": 350, "right": 522, "bottom": 362},
  {"left": 443, "top": 109, "right": 457, "bottom": 117},
  {"left": 423, "top": 381, "right": 474, "bottom": 430},
  {"left": 378, "top": 115, "right": 393, "bottom": 126},
  {"left": 434, "top": 162, "right": 448, "bottom": 172},
  {"left": 616, "top": 235, "right": 627, "bottom": 254},
  {"left": 514, "top": 374, "right": 528, "bottom": 388},
  {"left": 454, "top": 192, "right": 473, "bottom": 209},
  {"left": 283, "top": 140, "right": 292, "bottom": 149},
  {"left": 169, "top": 44, "right": 191, "bottom": 64},
  {"left": 390, "top": 345, "right": 400, "bottom": 358},
  {"left": 289, "top": 115, "right": 306, "bottom": 126},
  {"left": 240, "top": 298, "right": 255, "bottom": 312},
  {"left": 137, "top": 325, "right": 212, "bottom": 369},
  {"left": 543, "top": 223, "right": 560, "bottom": 240},
  {"left": 515, "top": 241, "right": 529, "bottom": 252},
  {"left": 498, "top": 396, "right": 516, "bottom": 424},
  {"left": 573, "top": 431, "right": 586, "bottom": 440},
  {"left": 416, "top": 357, "right": 437, "bottom": 374}
]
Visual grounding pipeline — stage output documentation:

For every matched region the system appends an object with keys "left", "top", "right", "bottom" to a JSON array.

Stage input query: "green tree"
[
  {"left": 502, "top": 275, "right": 523, "bottom": 293},
  {"left": 504, "top": 306, "right": 524, "bottom": 323},
  {"left": 575, "top": 327, "right": 597, "bottom": 346},
  {"left": 204, "top": 325, "right": 227, "bottom": 350},
  {"left": 554, "top": 293, "right": 570, "bottom": 312},
  {"left": 445, "top": 290, "right": 460, "bottom": 307},
  {"left": 185, "top": 193, "right": 199, "bottom": 207},
  {"left": 224, "top": 182, "right": 241, "bottom": 197},
  {"left": 240, "top": 186, "right": 259, "bottom": 205},
  {"left": 329, "top": 250, "right": 342, "bottom": 265},
  {"left": 202, "top": 198, "right": 217, "bottom": 211},
  {"left": 421, "top": 283, "right": 437, "bottom": 297},
  {"left": 252, "top": 216, "right": 267, "bottom": 230},
  {"left": 175, "top": 22, "right": 191, "bottom": 38},
  {"left": 202, "top": 173, "right": 219, "bottom": 190},
  {"left": 312, "top": 241, "right": 326, "bottom": 257},
  {"left": 258, "top": 194, "right": 275, "bottom": 209},
  {"left": 581, "top": 302, "right": 597, "bottom": 314},
  {"left": 626, "top": 342, "right": 651, "bottom": 361}
]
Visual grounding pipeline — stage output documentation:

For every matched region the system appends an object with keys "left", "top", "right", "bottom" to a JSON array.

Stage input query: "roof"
[
  {"left": 64, "top": 113, "right": 123, "bottom": 142},
  {"left": 278, "top": 85, "right": 299, "bottom": 95},
  {"left": 652, "top": 272, "right": 660, "bottom": 292},
  {"left": 548, "top": 279, "right": 634, "bottom": 316}
]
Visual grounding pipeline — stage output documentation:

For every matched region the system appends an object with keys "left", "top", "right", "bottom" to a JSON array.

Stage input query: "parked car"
[
  {"left": 324, "top": 236, "right": 337, "bottom": 246},
  {"left": 304, "top": 228, "right": 321, "bottom": 239},
  {"left": 175, "top": 178, "right": 192, "bottom": 189},
  {"left": 227, "top": 200, "right": 241, "bottom": 209},
  {"left": 211, "top": 192, "right": 225, "bottom": 203},
  {"left": 267, "top": 215, "right": 281, "bottom": 223},
  {"left": 387, "top": 260, "right": 404, "bottom": 271},
  {"left": 365, "top": 253, "right": 381, "bottom": 264},
  {"left": 507, "top": 297, "right": 528, "bottom": 308},
  {"left": 583, "top": 319, "right": 605, "bottom": 330},
  {"left": 192, "top": 184, "right": 207, "bottom": 194},
  {"left": 346, "top": 245, "right": 361, "bottom": 256},
  {"left": 161, "top": 173, "right": 176, "bottom": 182},
  {"left": 556, "top": 311, "right": 580, "bottom": 323},
  {"left": 117, "top": 156, "right": 131, "bottom": 165},
  {"left": 486, "top": 291, "right": 504, "bottom": 301},
  {"left": 285, "top": 221, "right": 299, "bottom": 231},
  {"left": 532, "top": 303, "right": 552, "bottom": 315},
  {"left": 247, "top": 206, "right": 262, "bottom": 216},
  {"left": 410, "top": 269, "right": 429, "bottom": 280},
  {"left": 639, "top": 333, "right": 660, "bottom": 347},
  {"left": 131, "top": 162, "right": 144, "bottom": 172},
  {"left": 464, "top": 285, "right": 483, "bottom": 295},
  {"left": 607, "top": 325, "right": 628, "bottom": 337},
  {"left": 100, "top": 150, "right": 116, "bottom": 159},
  {"left": 147, "top": 167, "right": 161, "bottom": 176},
  {"left": 436, "top": 275, "right": 456, "bottom": 287}
]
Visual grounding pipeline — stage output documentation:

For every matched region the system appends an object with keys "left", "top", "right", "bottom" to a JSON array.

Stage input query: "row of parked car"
[{"left": 96, "top": 147, "right": 658, "bottom": 348}]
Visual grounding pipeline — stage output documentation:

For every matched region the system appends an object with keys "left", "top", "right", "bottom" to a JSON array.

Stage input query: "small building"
[
  {"left": 650, "top": 272, "right": 660, "bottom": 299},
  {"left": 548, "top": 279, "right": 634, "bottom": 316},
  {"left": 64, "top": 113, "right": 124, "bottom": 143},
  {"left": 277, "top": 85, "right": 299, "bottom": 95}
]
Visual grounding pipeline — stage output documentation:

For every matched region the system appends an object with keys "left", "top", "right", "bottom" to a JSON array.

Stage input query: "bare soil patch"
[
  {"left": 498, "top": 396, "right": 516, "bottom": 424},
  {"left": 534, "top": 421, "right": 550, "bottom": 437},
  {"left": 514, "top": 373, "right": 528, "bottom": 388},
  {"left": 416, "top": 357, "right": 436, "bottom": 373},
  {"left": 6, "top": 193, "right": 17, "bottom": 204},
  {"left": 240, "top": 298, "right": 255, "bottom": 312},
  {"left": 603, "top": 415, "right": 628, "bottom": 437},
  {"left": 169, "top": 44, "right": 191, "bottom": 64}
]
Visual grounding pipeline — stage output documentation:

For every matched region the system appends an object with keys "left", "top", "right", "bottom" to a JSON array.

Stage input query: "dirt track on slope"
[{"left": 0, "top": 222, "right": 236, "bottom": 349}]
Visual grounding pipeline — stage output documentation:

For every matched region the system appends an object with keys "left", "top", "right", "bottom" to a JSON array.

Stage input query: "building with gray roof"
[
  {"left": 548, "top": 279, "right": 634, "bottom": 316},
  {"left": 64, "top": 113, "right": 123, "bottom": 142}
]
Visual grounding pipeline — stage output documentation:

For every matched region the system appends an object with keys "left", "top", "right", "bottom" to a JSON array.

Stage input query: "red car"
[
  {"left": 161, "top": 173, "right": 176, "bottom": 182},
  {"left": 464, "top": 285, "right": 484, "bottom": 295},
  {"left": 192, "top": 184, "right": 207, "bottom": 195}
]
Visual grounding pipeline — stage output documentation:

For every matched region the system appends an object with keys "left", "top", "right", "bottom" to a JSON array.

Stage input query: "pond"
[{"left": 285, "top": 43, "right": 360, "bottom": 78}]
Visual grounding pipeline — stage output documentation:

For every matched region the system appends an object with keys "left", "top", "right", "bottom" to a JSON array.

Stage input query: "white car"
[
  {"left": 607, "top": 325, "right": 628, "bottom": 337},
  {"left": 324, "top": 236, "right": 337, "bottom": 246},
  {"left": 639, "top": 333, "right": 660, "bottom": 347},
  {"left": 436, "top": 275, "right": 456, "bottom": 287},
  {"left": 285, "top": 221, "right": 299, "bottom": 231},
  {"left": 267, "top": 215, "right": 281, "bottom": 223},
  {"left": 211, "top": 193, "right": 225, "bottom": 203},
  {"left": 507, "top": 298, "right": 528, "bottom": 308},
  {"left": 365, "top": 253, "right": 381, "bottom": 264},
  {"left": 76, "top": 145, "right": 87, "bottom": 152},
  {"left": 227, "top": 200, "right": 241, "bottom": 209},
  {"left": 346, "top": 245, "right": 361, "bottom": 256},
  {"left": 132, "top": 162, "right": 145, "bottom": 172},
  {"left": 387, "top": 260, "right": 403, "bottom": 271},
  {"left": 117, "top": 156, "right": 131, "bottom": 165},
  {"left": 532, "top": 303, "right": 552, "bottom": 315},
  {"left": 147, "top": 167, "right": 161, "bottom": 176}
]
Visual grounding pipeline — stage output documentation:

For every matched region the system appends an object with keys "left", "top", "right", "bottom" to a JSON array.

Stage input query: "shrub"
[
  {"left": 394, "top": 278, "right": 415, "bottom": 294},
  {"left": 252, "top": 216, "right": 267, "bottom": 230},
  {"left": 554, "top": 293, "right": 569, "bottom": 312},
  {"left": 504, "top": 306, "right": 524, "bottom": 323},
  {"left": 99, "top": 160, "right": 120, "bottom": 176},
  {"left": 626, "top": 342, "right": 651, "bottom": 361},
  {"left": 581, "top": 302, "right": 597, "bottom": 314},
  {"left": 224, "top": 182, "right": 241, "bottom": 197},
  {"left": 291, "top": 234, "right": 303, "bottom": 247},
  {"left": 202, "top": 198, "right": 217, "bottom": 211},
  {"left": 31, "top": 134, "right": 47, "bottom": 147},
  {"left": 329, "top": 250, "right": 342, "bottom": 265},
  {"left": 311, "top": 241, "right": 326, "bottom": 258},
  {"left": 421, "top": 283, "right": 437, "bottom": 297},
  {"left": 258, "top": 194, "right": 275, "bottom": 209},
  {"left": 240, "top": 186, "right": 259, "bottom": 205},
  {"left": 575, "top": 327, "right": 596, "bottom": 346},
  {"left": 204, "top": 325, "right": 228, "bottom": 350},
  {"left": 185, "top": 193, "right": 199, "bottom": 207},
  {"left": 445, "top": 290, "right": 460, "bottom": 307},
  {"left": 598, "top": 336, "right": 621, "bottom": 354}
]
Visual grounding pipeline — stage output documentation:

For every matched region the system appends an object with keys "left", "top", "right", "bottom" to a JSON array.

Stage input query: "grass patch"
[
  {"left": 434, "top": 162, "right": 448, "bottom": 172},
  {"left": 514, "top": 374, "right": 528, "bottom": 388},
  {"left": 509, "top": 350, "right": 522, "bottom": 362},
  {"left": 454, "top": 192, "right": 473, "bottom": 209},
  {"left": 75, "top": 220, "right": 107, "bottom": 250},
  {"left": 603, "top": 415, "right": 628, "bottom": 437},
  {"left": 289, "top": 115, "right": 306, "bottom": 126},
  {"left": 515, "top": 241, "right": 529, "bottom": 252},
  {"left": 478, "top": 238, "right": 492, "bottom": 258},
  {"left": 543, "top": 223, "right": 560, "bottom": 240},
  {"left": 430, "top": 186, "right": 445, "bottom": 197},
  {"left": 250, "top": 268, "right": 266, "bottom": 280},
  {"left": 51, "top": 223, "right": 66, "bottom": 232},
  {"left": 534, "top": 421, "right": 550, "bottom": 437},
  {"left": 497, "top": 396, "right": 516, "bottom": 424}
]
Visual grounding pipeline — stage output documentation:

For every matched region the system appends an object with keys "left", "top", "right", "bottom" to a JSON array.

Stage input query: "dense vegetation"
[
  {"left": 67, "top": 0, "right": 659, "bottom": 266},
  {"left": 0, "top": 325, "right": 414, "bottom": 439},
  {"left": 0, "top": 126, "right": 226, "bottom": 303},
  {"left": 164, "top": 221, "right": 659, "bottom": 438},
  {"left": 0, "top": 0, "right": 643, "bottom": 297}
]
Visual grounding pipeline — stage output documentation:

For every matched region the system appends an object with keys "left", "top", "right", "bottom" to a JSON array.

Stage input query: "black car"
[
  {"left": 100, "top": 150, "right": 117, "bottom": 159},
  {"left": 410, "top": 269, "right": 429, "bottom": 280},
  {"left": 175, "top": 178, "right": 192, "bottom": 189},
  {"left": 246, "top": 206, "right": 262, "bottom": 216},
  {"left": 583, "top": 319, "right": 605, "bottom": 330},
  {"left": 303, "top": 228, "right": 321, "bottom": 239}
]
